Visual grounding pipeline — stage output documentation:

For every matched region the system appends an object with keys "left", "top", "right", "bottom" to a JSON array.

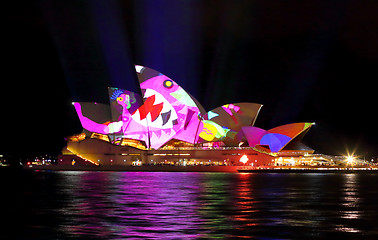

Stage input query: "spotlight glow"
[
  {"left": 345, "top": 155, "right": 356, "bottom": 165},
  {"left": 240, "top": 154, "right": 249, "bottom": 164}
]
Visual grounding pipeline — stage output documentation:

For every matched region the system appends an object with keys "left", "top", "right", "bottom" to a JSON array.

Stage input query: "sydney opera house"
[{"left": 59, "top": 65, "right": 318, "bottom": 167}]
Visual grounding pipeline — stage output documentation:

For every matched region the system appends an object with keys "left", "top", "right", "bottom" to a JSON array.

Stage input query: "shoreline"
[
  {"left": 24, "top": 165, "right": 240, "bottom": 172},
  {"left": 21, "top": 164, "right": 378, "bottom": 173},
  {"left": 237, "top": 167, "right": 378, "bottom": 173}
]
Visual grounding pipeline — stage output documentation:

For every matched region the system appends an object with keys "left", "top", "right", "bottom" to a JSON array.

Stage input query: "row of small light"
[{"left": 153, "top": 153, "right": 190, "bottom": 156}]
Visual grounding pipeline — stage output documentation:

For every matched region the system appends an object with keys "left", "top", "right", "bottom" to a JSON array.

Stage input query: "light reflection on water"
[{"left": 4, "top": 171, "right": 378, "bottom": 239}]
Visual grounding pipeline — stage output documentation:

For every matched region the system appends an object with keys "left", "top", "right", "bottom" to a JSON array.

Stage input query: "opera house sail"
[{"left": 61, "top": 65, "right": 315, "bottom": 167}]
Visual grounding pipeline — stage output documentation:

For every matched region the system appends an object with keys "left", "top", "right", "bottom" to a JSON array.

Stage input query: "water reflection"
[
  {"left": 60, "top": 172, "right": 207, "bottom": 238},
  {"left": 5, "top": 171, "right": 378, "bottom": 239},
  {"left": 335, "top": 174, "right": 361, "bottom": 233}
]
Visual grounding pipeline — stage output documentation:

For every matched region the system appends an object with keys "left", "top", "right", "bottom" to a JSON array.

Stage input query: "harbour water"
[{"left": 2, "top": 170, "right": 378, "bottom": 239}]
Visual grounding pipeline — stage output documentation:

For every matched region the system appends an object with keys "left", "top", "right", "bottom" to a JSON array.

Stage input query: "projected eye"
[
  {"left": 163, "top": 80, "right": 173, "bottom": 88},
  {"left": 117, "top": 97, "right": 124, "bottom": 102}
]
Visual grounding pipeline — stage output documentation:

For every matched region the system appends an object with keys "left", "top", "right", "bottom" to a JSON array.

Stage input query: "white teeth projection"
[
  {"left": 132, "top": 88, "right": 177, "bottom": 129},
  {"left": 143, "top": 88, "right": 155, "bottom": 98},
  {"left": 149, "top": 129, "right": 176, "bottom": 149}
]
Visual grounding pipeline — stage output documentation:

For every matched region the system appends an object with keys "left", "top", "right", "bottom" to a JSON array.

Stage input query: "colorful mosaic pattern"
[{"left": 203, "top": 103, "right": 263, "bottom": 146}]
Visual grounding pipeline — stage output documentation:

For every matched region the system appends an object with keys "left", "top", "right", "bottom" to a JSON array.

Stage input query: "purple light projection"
[
  {"left": 260, "top": 133, "right": 291, "bottom": 152},
  {"left": 242, "top": 126, "right": 292, "bottom": 152}
]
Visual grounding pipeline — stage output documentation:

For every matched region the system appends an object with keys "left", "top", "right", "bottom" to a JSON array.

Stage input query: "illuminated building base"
[{"left": 58, "top": 138, "right": 315, "bottom": 167}]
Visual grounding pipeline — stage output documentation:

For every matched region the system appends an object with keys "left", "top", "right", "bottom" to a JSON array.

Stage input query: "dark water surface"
[{"left": 2, "top": 170, "right": 378, "bottom": 239}]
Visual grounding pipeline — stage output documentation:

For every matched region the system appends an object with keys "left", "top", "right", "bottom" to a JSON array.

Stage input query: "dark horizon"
[{"left": 3, "top": 0, "right": 378, "bottom": 159}]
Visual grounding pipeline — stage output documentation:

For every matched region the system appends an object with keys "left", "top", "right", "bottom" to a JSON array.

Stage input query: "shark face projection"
[{"left": 136, "top": 66, "right": 203, "bottom": 149}]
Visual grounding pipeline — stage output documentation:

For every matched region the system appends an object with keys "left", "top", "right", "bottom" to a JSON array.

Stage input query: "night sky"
[{"left": 3, "top": 0, "right": 378, "bottom": 159}]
